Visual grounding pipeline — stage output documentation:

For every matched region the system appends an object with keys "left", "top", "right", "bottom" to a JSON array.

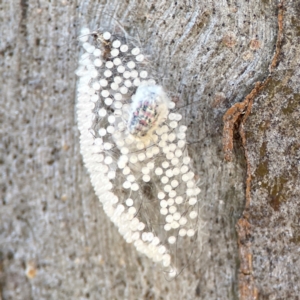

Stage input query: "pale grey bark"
[{"left": 0, "top": 0, "right": 299, "bottom": 299}]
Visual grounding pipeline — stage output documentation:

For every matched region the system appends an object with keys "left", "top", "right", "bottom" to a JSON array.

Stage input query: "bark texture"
[{"left": 0, "top": 0, "right": 299, "bottom": 299}]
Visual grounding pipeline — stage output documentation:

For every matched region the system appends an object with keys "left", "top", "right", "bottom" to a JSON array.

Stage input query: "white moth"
[{"left": 76, "top": 28, "right": 200, "bottom": 277}]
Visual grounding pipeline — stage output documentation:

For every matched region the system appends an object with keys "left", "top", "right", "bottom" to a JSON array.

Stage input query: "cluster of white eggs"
[{"left": 76, "top": 28, "right": 200, "bottom": 276}]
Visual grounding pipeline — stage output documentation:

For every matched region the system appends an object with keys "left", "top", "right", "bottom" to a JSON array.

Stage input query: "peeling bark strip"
[
  {"left": 222, "top": 2, "right": 284, "bottom": 299},
  {"left": 269, "top": 2, "right": 284, "bottom": 73},
  {"left": 236, "top": 218, "right": 258, "bottom": 300},
  {"left": 222, "top": 82, "right": 261, "bottom": 162}
]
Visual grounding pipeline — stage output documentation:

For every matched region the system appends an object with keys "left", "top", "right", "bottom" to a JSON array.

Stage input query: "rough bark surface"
[{"left": 0, "top": 0, "right": 299, "bottom": 299}]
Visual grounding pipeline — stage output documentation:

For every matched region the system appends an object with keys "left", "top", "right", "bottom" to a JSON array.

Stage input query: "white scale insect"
[{"left": 76, "top": 27, "right": 200, "bottom": 277}]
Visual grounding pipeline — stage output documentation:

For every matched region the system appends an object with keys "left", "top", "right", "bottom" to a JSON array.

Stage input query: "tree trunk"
[{"left": 1, "top": 0, "right": 299, "bottom": 299}]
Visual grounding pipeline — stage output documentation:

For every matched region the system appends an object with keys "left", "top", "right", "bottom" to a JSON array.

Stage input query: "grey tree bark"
[{"left": 0, "top": 0, "right": 299, "bottom": 299}]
